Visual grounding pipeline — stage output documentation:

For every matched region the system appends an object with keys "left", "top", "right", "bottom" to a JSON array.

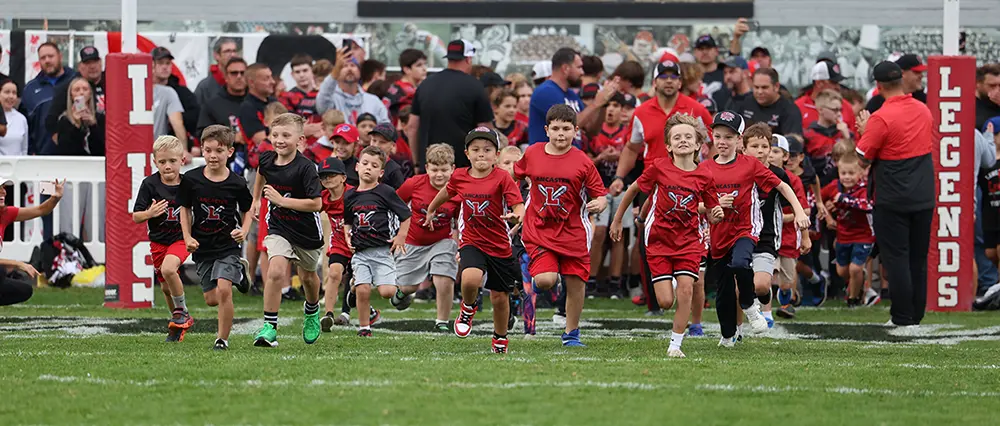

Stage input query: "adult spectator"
[
  {"left": 0, "top": 80, "right": 28, "bottom": 156},
  {"left": 722, "top": 56, "right": 753, "bottom": 107},
  {"left": 238, "top": 63, "right": 276, "bottom": 154},
  {"left": 0, "top": 179, "right": 64, "bottom": 306},
  {"left": 609, "top": 60, "right": 712, "bottom": 195},
  {"left": 867, "top": 54, "right": 927, "bottom": 113},
  {"left": 750, "top": 46, "right": 772, "bottom": 68},
  {"left": 194, "top": 38, "right": 239, "bottom": 107},
  {"left": 196, "top": 57, "right": 247, "bottom": 139},
  {"left": 384, "top": 49, "right": 427, "bottom": 125},
  {"left": 532, "top": 60, "right": 552, "bottom": 86},
  {"left": 976, "top": 64, "right": 1000, "bottom": 130},
  {"left": 692, "top": 34, "right": 731, "bottom": 113},
  {"left": 582, "top": 55, "right": 604, "bottom": 87},
  {"left": 315, "top": 50, "right": 389, "bottom": 125},
  {"left": 480, "top": 71, "right": 509, "bottom": 105},
  {"left": 279, "top": 54, "right": 323, "bottom": 141},
  {"left": 855, "top": 61, "right": 934, "bottom": 327},
  {"left": 407, "top": 40, "right": 492, "bottom": 168},
  {"left": 529, "top": 47, "right": 618, "bottom": 146},
  {"left": 21, "top": 42, "right": 73, "bottom": 155},
  {"left": 46, "top": 46, "right": 105, "bottom": 146},
  {"left": 151, "top": 47, "right": 199, "bottom": 151},
  {"left": 54, "top": 77, "right": 105, "bottom": 156},
  {"left": 150, "top": 48, "right": 187, "bottom": 142},
  {"left": 345, "top": 39, "right": 367, "bottom": 62},
  {"left": 361, "top": 59, "right": 386, "bottom": 92},
  {"left": 731, "top": 67, "right": 803, "bottom": 137},
  {"left": 796, "top": 61, "right": 856, "bottom": 132}
]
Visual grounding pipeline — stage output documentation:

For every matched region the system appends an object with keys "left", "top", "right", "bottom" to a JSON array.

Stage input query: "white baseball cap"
[{"left": 532, "top": 61, "right": 552, "bottom": 80}]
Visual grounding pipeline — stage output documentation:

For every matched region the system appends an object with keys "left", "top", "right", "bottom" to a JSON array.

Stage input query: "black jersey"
[
  {"left": 343, "top": 183, "right": 412, "bottom": 252},
  {"left": 980, "top": 163, "right": 1000, "bottom": 232},
  {"left": 177, "top": 166, "right": 253, "bottom": 262},
  {"left": 755, "top": 165, "right": 791, "bottom": 256},
  {"left": 133, "top": 173, "right": 183, "bottom": 245},
  {"left": 257, "top": 151, "right": 324, "bottom": 250},
  {"left": 344, "top": 156, "right": 405, "bottom": 190}
]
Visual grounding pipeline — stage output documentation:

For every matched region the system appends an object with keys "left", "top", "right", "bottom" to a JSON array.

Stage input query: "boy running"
[
  {"left": 823, "top": 153, "right": 874, "bottom": 307},
  {"left": 317, "top": 157, "right": 354, "bottom": 330},
  {"left": 179, "top": 125, "right": 254, "bottom": 350},
  {"left": 768, "top": 135, "right": 810, "bottom": 319},
  {"left": 133, "top": 136, "right": 192, "bottom": 342},
  {"left": 514, "top": 104, "right": 608, "bottom": 347},
  {"left": 425, "top": 127, "right": 524, "bottom": 353}
]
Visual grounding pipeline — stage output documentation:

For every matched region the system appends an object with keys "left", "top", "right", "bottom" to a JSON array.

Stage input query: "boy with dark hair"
[
  {"left": 179, "top": 125, "right": 254, "bottom": 350},
  {"left": 280, "top": 54, "right": 319, "bottom": 119},
  {"left": 385, "top": 49, "right": 428, "bottom": 125},
  {"left": 343, "top": 146, "right": 412, "bottom": 337},
  {"left": 426, "top": 127, "right": 524, "bottom": 353},
  {"left": 515, "top": 104, "right": 608, "bottom": 347},
  {"left": 368, "top": 123, "right": 407, "bottom": 189},
  {"left": 250, "top": 113, "right": 325, "bottom": 347}
]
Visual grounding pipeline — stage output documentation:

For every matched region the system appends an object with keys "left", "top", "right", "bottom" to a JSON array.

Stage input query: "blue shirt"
[{"left": 528, "top": 80, "right": 584, "bottom": 148}]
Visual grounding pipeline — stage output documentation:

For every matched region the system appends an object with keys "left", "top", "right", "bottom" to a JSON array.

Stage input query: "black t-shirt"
[
  {"left": 343, "top": 183, "right": 412, "bottom": 252},
  {"left": 702, "top": 66, "right": 730, "bottom": 113},
  {"left": 980, "top": 163, "right": 1000, "bottom": 232},
  {"left": 177, "top": 167, "right": 253, "bottom": 262},
  {"left": 976, "top": 96, "right": 1000, "bottom": 131},
  {"left": 734, "top": 97, "right": 804, "bottom": 136},
  {"left": 133, "top": 173, "right": 183, "bottom": 245},
  {"left": 411, "top": 69, "right": 493, "bottom": 168},
  {"left": 343, "top": 156, "right": 405, "bottom": 189},
  {"left": 257, "top": 151, "right": 324, "bottom": 250},
  {"left": 239, "top": 94, "right": 274, "bottom": 141},
  {"left": 867, "top": 90, "right": 927, "bottom": 113},
  {"left": 755, "top": 165, "right": 791, "bottom": 256},
  {"left": 196, "top": 90, "right": 245, "bottom": 138}
]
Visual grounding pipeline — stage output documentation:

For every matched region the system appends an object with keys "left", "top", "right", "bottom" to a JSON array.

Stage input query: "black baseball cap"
[
  {"left": 480, "top": 71, "right": 509, "bottom": 88},
  {"left": 356, "top": 113, "right": 378, "bottom": 126},
  {"left": 465, "top": 126, "right": 501, "bottom": 150},
  {"left": 151, "top": 46, "right": 174, "bottom": 61},
  {"left": 581, "top": 83, "right": 600, "bottom": 100},
  {"left": 895, "top": 54, "right": 927, "bottom": 72},
  {"left": 445, "top": 40, "right": 477, "bottom": 61},
  {"left": 370, "top": 123, "right": 398, "bottom": 142},
  {"left": 694, "top": 35, "right": 717, "bottom": 49},
  {"left": 318, "top": 157, "right": 347, "bottom": 176},
  {"left": 711, "top": 111, "right": 746, "bottom": 135},
  {"left": 873, "top": 61, "right": 903, "bottom": 82},
  {"left": 723, "top": 56, "right": 749, "bottom": 70},
  {"left": 810, "top": 60, "right": 844, "bottom": 83},
  {"left": 608, "top": 91, "right": 630, "bottom": 106},
  {"left": 786, "top": 136, "right": 804, "bottom": 155},
  {"left": 654, "top": 59, "right": 682, "bottom": 79},
  {"left": 79, "top": 46, "right": 100, "bottom": 63},
  {"left": 750, "top": 46, "right": 771, "bottom": 57}
]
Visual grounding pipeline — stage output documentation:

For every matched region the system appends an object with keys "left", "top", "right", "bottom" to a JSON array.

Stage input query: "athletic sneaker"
[
  {"left": 765, "top": 316, "right": 774, "bottom": 329},
  {"left": 813, "top": 276, "right": 829, "bottom": 307},
  {"left": 743, "top": 303, "right": 768, "bottom": 334},
  {"left": 777, "top": 288, "right": 793, "bottom": 306},
  {"left": 435, "top": 321, "right": 450, "bottom": 332},
  {"left": 688, "top": 323, "right": 704, "bottom": 337},
  {"left": 631, "top": 294, "right": 646, "bottom": 306},
  {"left": 303, "top": 312, "right": 321, "bottom": 344},
  {"left": 562, "top": 328, "right": 586, "bottom": 347},
  {"left": 667, "top": 348, "right": 685, "bottom": 358},
  {"left": 776, "top": 304, "right": 796, "bottom": 319},
  {"left": 454, "top": 303, "right": 478, "bottom": 338},
  {"left": 369, "top": 307, "right": 381, "bottom": 326},
  {"left": 413, "top": 287, "right": 435, "bottom": 302},
  {"left": 973, "top": 283, "right": 1000, "bottom": 310},
  {"left": 282, "top": 287, "right": 304, "bottom": 302},
  {"left": 864, "top": 288, "right": 882, "bottom": 307},
  {"left": 644, "top": 309, "right": 664, "bottom": 317},
  {"left": 253, "top": 323, "right": 279, "bottom": 347},
  {"left": 391, "top": 290, "right": 414, "bottom": 311},
  {"left": 321, "top": 313, "right": 336, "bottom": 332},
  {"left": 346, "top": 290, "right": 357, "bottom": 308},
  {"left": 213, "top": 338, "right": 228, "bottom": 350},
  {"left": 508, "top": 310, "right": 517, "bottom": 331},
  {"left": 552, "top": 313, "right": 567, "bottom": 326},
  {"left": 165, "top": 328, "right": 185, "bottom": 342},
  {"left": 491, "top": 336, "right": 509, "bottom": 353},
  {"left": 358, "top": 328, "right": 373, "bottom": 337},
  {"left": 234, "top": 258, "right": 251, "bottom": 294},
  {"left": 718, "top": 336, "right": 737, "bottom": 348},
  {"left": 168, "top": 311, "right": 193, "bottom": 331},
  {"left": 334, "top": 312, "right": 351, "bottom": 326}
]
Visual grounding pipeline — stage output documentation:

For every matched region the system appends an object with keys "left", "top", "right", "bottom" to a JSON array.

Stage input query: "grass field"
[{"left": 2, "top": 287, "right": 1000, "bottom": 425}]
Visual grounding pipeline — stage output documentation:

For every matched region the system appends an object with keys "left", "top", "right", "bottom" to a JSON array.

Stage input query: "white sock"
[
  {"left": 737, "top": 324, "right": 743, "bottom": 335},
  {"left": 808, "top": 273, "right": 821, "bottom": 284},
  {"left": 435, "top": 319, "right": 447, "bottom": 325},
  {"left": 763, "top": 311, "right": 774, "bottom": 321},
  {"left": 669, "top": 332, "right": 684, "bottom": 350},
  {"left": 281, "top": 286, "right": 290, "bottom": 294}
]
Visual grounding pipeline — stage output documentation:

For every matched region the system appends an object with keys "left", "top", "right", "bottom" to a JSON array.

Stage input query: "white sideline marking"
[{"left": 35, "top": 374, "right": 1000, "bottom": 398}]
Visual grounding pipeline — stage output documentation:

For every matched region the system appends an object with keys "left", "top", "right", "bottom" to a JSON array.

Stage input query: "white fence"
[{"left": 0, "top": 155, "right": 205, "bottom": 263}]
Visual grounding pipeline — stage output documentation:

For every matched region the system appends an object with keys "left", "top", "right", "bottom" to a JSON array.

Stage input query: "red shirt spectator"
[{"left": 627, "top": 94, "right": 712, "bottom": 161}]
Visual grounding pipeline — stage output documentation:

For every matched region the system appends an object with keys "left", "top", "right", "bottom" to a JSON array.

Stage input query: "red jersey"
[
  {"left": 636, "top": 158, "right": 720, "bottom": 257},
  {"left": 703, "top": 154, "right": 783, "bottom": 259},
  {"left": 446, "top": 167, "right": 523, "bottom": 258},
  {"left": 279, "top": 87, "right": 319, "bottom": 119},
  {"left": 497, "top": 120, "right": 529, "bottom": 147},
  {"left": 383, "top": 80, "right": 417, "bottom": 125},
  {"left": 627, "top": 95, "right": 713, "bottom": 161},
  {"left": 398, "top": 174, "right": 459, "bottom": 246},
  {"left": 515, "top": 111, "right": 529, "bottom": 124},
  {"left": 778, "top": 172, "right": 808, "bottom": 258},
  {"left": 514, "top": 143, "right": 607, "bottom": 258},
  {"left": 821, "top": 180, "right": 875, "bottom": 244},
  {"left": 589, "top": 123, "right": 628, "bottom": 186},
  {"left": 321, "top": 188, "right": 352, "bottom": 257}
]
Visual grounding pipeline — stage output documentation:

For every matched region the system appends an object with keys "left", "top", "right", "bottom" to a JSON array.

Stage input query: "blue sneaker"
[
  {"left": 777, "top": 289, "right": 792, "bottom": 306},
  {"left": 765, "top": 316, "right": 774, "bottom": 329},
  {"left": 561, "top": 328, "right": 586, "bottom": 347},
  {"left": 688, "top": 323, "right": 704, "bottom": 337}
]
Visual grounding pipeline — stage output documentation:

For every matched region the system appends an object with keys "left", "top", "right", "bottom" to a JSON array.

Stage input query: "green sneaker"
[
  {"left": 303, "top": 312, "right": 321, "bottom": 344},
  {"left": 435, "top": 321, "right": 450, "bottom": 332},
  {"left": 253, "top": 323, "right": 278, "bottom": 347}
]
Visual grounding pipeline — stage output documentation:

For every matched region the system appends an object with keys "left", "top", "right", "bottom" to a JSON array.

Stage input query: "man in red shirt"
[
  {"left": 855, "top": 61, "right": 934, "bottom": 326},
  {"left": 796, "top": 61, "right": 857, "bottom": 133},
  {"left": 384, "top": 49, "right": 427, "bottom": 126}
]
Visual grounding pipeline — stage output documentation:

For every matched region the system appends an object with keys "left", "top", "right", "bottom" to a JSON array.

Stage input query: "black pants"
[
  {"left": 710, "top": 237, "right": 757, "bottom": 338},
  {"left": 0, "top": 272, "right": 33, "bottom": 306},
  {"left": 874, "top": 208, "right": 933, "bottom": 325}
]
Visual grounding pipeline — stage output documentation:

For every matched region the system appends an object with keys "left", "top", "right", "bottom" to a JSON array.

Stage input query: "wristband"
[{"left": 614, "top": 176, "right": 625, "bottom": 182}]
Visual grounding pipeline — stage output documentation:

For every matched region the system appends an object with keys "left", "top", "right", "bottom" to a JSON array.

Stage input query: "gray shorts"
[
  {"left": 196, "top": 254, "right": 245, "bottom": 293},
  {"left": 395, "top": 239, "right": 459, "bottom": 286},
  {"left": 752, "top": 252, "right": 777, "bottom": 275},
  {"left": 594, "top": 193, "right": 634, "bottom": 228},
  {"left": 351, "top": 246, "right": 396, "bottom": 287}
]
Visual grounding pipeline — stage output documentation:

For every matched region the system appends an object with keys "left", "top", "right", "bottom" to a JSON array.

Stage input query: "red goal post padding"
[
  {"left": 104, "top": 53, "right": 156, "bottom": 309},
  {"left": 927, "top": 55, "right": 977, "bottom": 312}
]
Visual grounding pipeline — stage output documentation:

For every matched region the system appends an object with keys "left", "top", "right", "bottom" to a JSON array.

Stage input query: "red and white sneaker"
[
  {"left": 491, "top": 335, "right": 508, "bottom": 353},
  {"left": 454, "top": 303, "right": 478, "bottom": 338}
]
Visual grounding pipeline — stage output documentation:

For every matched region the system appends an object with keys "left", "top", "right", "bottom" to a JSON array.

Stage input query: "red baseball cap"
[
  {"left": 331, "top": 123, "right": 359, "bottom": 143},
  {"left": 895, "top": 54, "right": 927, "bottom": 73}
]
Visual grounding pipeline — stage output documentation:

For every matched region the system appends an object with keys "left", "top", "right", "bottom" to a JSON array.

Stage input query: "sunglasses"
[
  {"left": 228, "top": 70, "right": 246, "bottom": 76},
  {"left": 656, "top": 73, "right": 681, "bottom": 80}
]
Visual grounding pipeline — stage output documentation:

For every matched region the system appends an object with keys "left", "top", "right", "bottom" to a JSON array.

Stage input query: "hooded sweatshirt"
[{"left": 316, "top": 76, "right": 390, "bottom": 126}]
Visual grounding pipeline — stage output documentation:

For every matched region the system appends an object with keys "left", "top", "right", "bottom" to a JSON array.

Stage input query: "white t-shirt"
[
  {"left": 152, "top": 84, "right": 184, "bottom": 138},
  {"left": 0, "top": 108, "right": 28, "bottom": 156}
]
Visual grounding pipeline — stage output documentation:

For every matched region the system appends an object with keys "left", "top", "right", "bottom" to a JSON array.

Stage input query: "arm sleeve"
[
  {"left": 702, "top": 175, "right": 721, "bottom": 209},
  {"left": 315, "top": 76, "right": 338, "bottom": 115},
  {"left": 166, "top": 88, "right": 184, "bottom": 114},
  {"left": 635, "top": 160, "right": 658, "bottom": 194},
  {"left": 278, "top": 91, "right": 296, "bottom": 112},
  {"left": 753, "top": 160, "right": 783, "bottom": 194},
  {"left": 133, "top": 179, "right": 152, "bottom": 213},
  {"left": 410, "top": 87, "right": 421, "bottom": 116},
  {"left": 342, "top": 193, "right": 353, "bottom": 224},
  {"left": 302, "top": 164, "right": 323, "bottom": 198},
  {"left": 237, "top": 181, "right": 253, "bottom": 213},
  {"left": 820, "top": 181, "right": 839, "bottom": 202},
  {"left": 584, "top": 162, "right": 608, "bottom": 198},
  {"left": 513, "top": 151, "right": 529, "bottom": 180},
  {"left": 396, "top": 177, "right": 416, "bottom": 203},
  {"left": 856, "top": 115, "right": 887, "bottom": 161},
  {"left": 629, "top": 116, "right": 645, "bottom": 144},
  {"left": 383, "top": 186, "right": 413, "bottom": 221},
  {"left": 502, "top": 173, "right": 524, "bottom": 206},
  {"left": 238, "top": 102, "right": 266, "bottom": 140},
  {"left": 445, "top": 173, "right": 460, "bottom": 198},
  {"left": 177, "top": 176, "right": 193, "bottom": 207}
]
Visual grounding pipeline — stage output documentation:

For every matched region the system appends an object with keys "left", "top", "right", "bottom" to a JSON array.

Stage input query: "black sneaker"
[
  {"left": 358, "top": 328, "right": 373, "bottom": 337},
  {"left": 973, "top": 283, "right": 1000, "bottom": 311},
  {"left": 282, "top": 287, "right": 304, "bottom": 302},
  {"left": 233, "top": 258, "right": 251, "bottom": 294},
  {"left": 321, "top": 313, "right": 335, "bottom": 332},
  {"left": 250, "top": 277, "right": 264, "bottom": 296},
  {"left": 414, "top": 287, "right": 435, "bottom": 302},
  {"left": 165, "top": 328, "right": 184, "bottom": 342},
  {"left": 213, "top": 338, "right": 228, "bottom": 350},
  {"left": 346, "top": 290, "right": 357, "bottom": 308}
]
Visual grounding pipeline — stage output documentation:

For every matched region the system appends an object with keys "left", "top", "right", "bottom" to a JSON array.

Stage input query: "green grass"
[{"left": 3, "top": 288, "right": 1000, "bottom": 425}]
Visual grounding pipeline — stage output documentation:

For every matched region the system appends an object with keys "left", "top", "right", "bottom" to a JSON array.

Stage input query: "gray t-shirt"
[{"left": 153, "top": 84, "right": 184, "bottom": 138}]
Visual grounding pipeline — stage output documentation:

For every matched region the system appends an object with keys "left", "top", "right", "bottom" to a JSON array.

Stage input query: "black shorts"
[
  {"left": 458, "top": 245, "right": 518, "bottom": 293},
  {"left": 328, "top": 254, "right": 351, "bottom": 268}
]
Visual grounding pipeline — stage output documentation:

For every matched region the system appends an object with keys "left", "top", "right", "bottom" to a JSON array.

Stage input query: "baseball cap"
[
  {"left": 724, "top": 56, "right": 749, "bottom": 70},
  {"left": 480, "top": 71, "right": 509, "bottom": 88},
  {"left": 356, "top": 113, "right": 377, "bottom": 126},
  {"left": 608, "top": 91, "right": 631, "bottom": 106},
  {"left": 318, "top": 157, "right": 347, "bottom": 176},
  {"left": 79, "top": 46, "right": 100, "bottom": 63},
  {"left": 370, "top": 123, "right": 398, "bottom": 142},
  {"left": 810, "top": 61, "right": 844, "bottom": 83},
  {"left": 532, "top": 61, "right": 552, "bottom": 80},
  {"left": 895, "top": 54, "right": 927, "bottom": 72},
  {"left": 786, "top": 136, "right": 804, "bottom": 155},
  {"left": 983, "top": 116, "right": 1000, "bottom": 135},
  {"left": 750, "top": 46, "right": 771, "bottom": 57},
  {"left": 151, "top": 46, "right": 174, "bottom": 61},
  {"left": 711, "top": 111, "right": 746, "bottom": 135},
  {"left": 331, "top": 123, "right": 359, "bottom": 143},
  {"left": 771, "top": 134, "right": 790, "bottom": 153},
  {"left": 873, "top": 61, "right": 903, "bottom": 82},
  {"left": 445, "top": 39, "right": 477, "bottom": 61},
  {"left": 0, "top": 178, "right": 14, "bottom": 186},
  {"left": 694, "top": 35, "right": 717, "bottom": 49},
  {"left": 654, "top": 60, "right": 682, "bottom": 79},
  {"left": 465, "top": 126, "right": 501, "bottom": 150},
  {"left": 816, "top": 50, "right": 837, "bottom": 63},
  {"left": 581, "top": 83, "right": 600, "bottom": 100}
]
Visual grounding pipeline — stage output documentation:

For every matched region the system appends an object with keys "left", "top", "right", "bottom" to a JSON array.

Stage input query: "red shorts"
[
  {"left": 150, "top": 240, "right": 190, "bottom": 283},
  {"left": 525, "top": 244, "right": 589, "bottom": 281},
  {"left": 647, "top": 255, "right": 700, "bottom": 283}
]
